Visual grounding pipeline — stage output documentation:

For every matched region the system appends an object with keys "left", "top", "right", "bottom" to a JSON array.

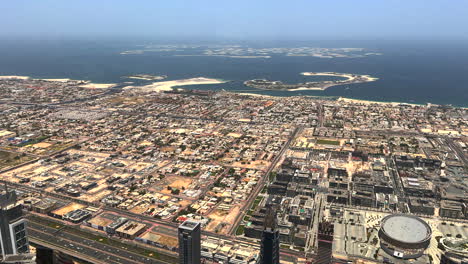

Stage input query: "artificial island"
[
  {"left": 244, "top": 72, "right": 378, "bottom": 91},
  {"left": 125, "top": 74, "right": 168, "bottom": 81}
]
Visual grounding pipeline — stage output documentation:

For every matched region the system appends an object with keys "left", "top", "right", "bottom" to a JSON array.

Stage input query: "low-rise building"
[
  {"left": 116, "top": 221, "right": 147, "bottom": 239},
  {"left": 408, "top": 197, "right": 435, "bottom": 215},
  {"left": 440, "top": 200, "right": 466, "bottom": 219}
]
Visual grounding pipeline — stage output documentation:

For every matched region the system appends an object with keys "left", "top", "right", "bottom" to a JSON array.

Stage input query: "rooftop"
[
  {"left": 381, "top": 214, "right": 431, "bottom": 243},
  {"left": 179, "top": 220, "right": 200, "bottom": 231},
  {"left": 116, "top": 221, "right": 147, "bottom": 236}
]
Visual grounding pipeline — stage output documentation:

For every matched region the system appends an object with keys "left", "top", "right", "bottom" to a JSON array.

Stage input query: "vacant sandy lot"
[
  {"left": 206, "top": 205, "right": 240, "bottom": 234},
  {"left": 231, "top": 160, "right": 270, "bottom": 170},
  {"left": 151, "top": 175, "right": 193, "bottom": 194}
]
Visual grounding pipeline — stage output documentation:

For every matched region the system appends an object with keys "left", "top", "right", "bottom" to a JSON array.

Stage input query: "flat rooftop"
[
  {"left": 51, "top": 202, "right": 85, "bottom": 216},
  {"left": 179, "top": 220, "right": 200, "bottom": 230},
  {"left": 33, "top": 198, "right": 56, "bottom": 209},
  {"left": 140, "top": 230, "right": 178, "bottom": 248},
  {"left": 116, "top": 221, "right": 147, "bottom": 236},
  {"left": 87, "top": 213, "right": 119, "bottom": 227}
]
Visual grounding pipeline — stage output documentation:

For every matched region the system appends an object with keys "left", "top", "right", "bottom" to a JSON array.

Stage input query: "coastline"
[
  {"left": 79, "top": 83, "right": 117, "bottom": 89},
  {"left": 41, "top": 78, "right": 72, "bottom": 82},
  {"left": 125, "top": 74, "right": 167, "bottom": 81},
  {"left": 236, "top": 92, "right": 273, "bottom": 98},
  {"left": 235, "top": 92, "right": 427, "bottom": 107},
  {"left": 2, "top": 75, "right": 465, "bottom": 108},
  {"left": 301, "top": 72, "right": 379, "bottom": 82},
  {"left": 123, "top": 77, "right": 228, "bottom": 92},
  {"left": 336, "top": 97, "right": 423, "bottom": 107},
  {"left": 0, "top": 75, "right": 30, "bottom": 80},
  {"left": 0, "top": 75, "right": 115, "bottom": 89}
]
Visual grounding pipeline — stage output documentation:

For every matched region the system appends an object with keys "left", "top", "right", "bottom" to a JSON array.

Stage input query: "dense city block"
[{"left": 0, "top": 77, "right": 467, "bottom": 263}]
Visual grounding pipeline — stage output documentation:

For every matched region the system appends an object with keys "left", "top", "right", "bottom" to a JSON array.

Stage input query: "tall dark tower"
[
  {"left": 259, "top": 206, "right": 280, "bottom": 264},
  {"left": 35, "top": 246, "right": 54, "bottom": 264},
  {"left": 178, "top": 220, "right": 201, "bottom": 264},
  {"left": 0, "top": 186, "right": 35, "bottom": 263},
  {"left": 315, "top": 220, "right": 334, "bottom": 264}
]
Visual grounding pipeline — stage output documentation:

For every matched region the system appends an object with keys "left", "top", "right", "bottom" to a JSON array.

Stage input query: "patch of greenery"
[
  {"left": 0, "top": 150, "right": 34, "bottom": 169},
  {"left": 236, "top": 225, "right": 245, "bottom": 236},
  {"left": 268, "top": 172, "right": 277, "bottom": 182},
  {"left": 251, "top": 197, "right": 263, "bottom": 211},
  {"left": 316, "top": 139, "right": 340, "bottom": 146},
  {"left": 17, "top": 135, "right": 50, "bottom": 147}
]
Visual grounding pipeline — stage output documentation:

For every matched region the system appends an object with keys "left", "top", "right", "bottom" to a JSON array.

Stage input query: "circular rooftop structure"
[
  {"left": 381, "top": 214, "right": 431, "bottom": 244},
  {"left": 378, "top": 214, "right": 432, "bottom": 259}
]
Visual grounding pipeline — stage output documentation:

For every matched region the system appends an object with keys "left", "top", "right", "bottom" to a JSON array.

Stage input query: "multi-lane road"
[
  {"left": 28, "top": 218, "right": 175, "bottom": 264},
  {"left": 445, "top": 137, "right": 468, "bottom": 167},
  {"left": 229, "top": 126, "right": 302, "bottom": 235},
  {"left": 15, "top": 124, "right": 307, "bottom": 263}
]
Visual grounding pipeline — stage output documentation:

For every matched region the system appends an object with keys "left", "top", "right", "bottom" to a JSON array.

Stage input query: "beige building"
[{"left": 116, "top": 221, "right": 147, "bottom": 239}]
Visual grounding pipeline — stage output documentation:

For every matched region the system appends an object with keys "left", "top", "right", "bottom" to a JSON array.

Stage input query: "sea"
[{"left": 0, "top": 38, "right": 467, "bottom": 107}]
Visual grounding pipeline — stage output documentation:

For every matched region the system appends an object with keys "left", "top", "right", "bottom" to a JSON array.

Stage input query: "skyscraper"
[
  {"left": 315, "top": 220, "right": 334, "bottom": 264},
  {"left": 0, "top": 186, "right": 34, "bottom": 263},
  {"left": 178, "top": 220, "right": 201, "bottom": 264},
  {"left": 259, "top": 206, "right": 280, "bottom": 264}
]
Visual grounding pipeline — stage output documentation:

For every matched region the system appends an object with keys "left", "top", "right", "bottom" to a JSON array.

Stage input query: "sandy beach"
[
  {"left": 293, "top": 72, "right": 378, "bottom": 91},
  {"left": 124, "top": 77, "right": 227, "bottom": 92},
  {"left": 40, "top": 78, "right": 115, "bottom": 88},
  {"left": 41, "top": 78, "right": 72, "bottom": 82},
  {"left": 301, "top": 72, "right": 379, "bottom": 82},
  {"left": 0, "top": 75, "right": 30, "bottom": 80},
  {"left": 125, "top": 74, "right": 167, "bottom": 81},
  {"left": 79, "top": 83, "right": 117, "bottom": 89},
  {"left": 282, "top": 86, "right": 324, "bottom": 91},
  {"left": 236, "top": 93, "right": 422, "bottom": 107},
  {"left": 337, "top": 97, "right": 420, "bottom": 106},
  {"left": 127, "top": 77, "right": 157, "bottom": 80}
]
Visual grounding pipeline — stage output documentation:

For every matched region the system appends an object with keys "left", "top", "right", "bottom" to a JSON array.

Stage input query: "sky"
[{"left": 2, "top": 0, "right": 468, "bottom": 41}]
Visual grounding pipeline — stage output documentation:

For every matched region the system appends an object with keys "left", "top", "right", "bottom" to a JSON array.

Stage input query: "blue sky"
[{"left": 2, "top": 0, "right": 468, "bottom": 40}]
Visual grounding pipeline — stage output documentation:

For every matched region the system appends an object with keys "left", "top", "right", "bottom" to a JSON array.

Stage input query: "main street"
[
  {"left": 4, "top": 126, "right": 305, "bottom": 249},
  {"left": 28, "top": 218, "right": 174, "bottom": 264},
  {"left": 445, "top": 137, "right": 468, "bottom": 167},
  {"left": 306, "top": 193, "right": 325, "bottom": 255},
  {"left": 229, "top": 126, "right": 303, "bottom": 235}
]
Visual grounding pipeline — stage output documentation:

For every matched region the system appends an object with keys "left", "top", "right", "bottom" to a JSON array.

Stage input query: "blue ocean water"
[{"left": 0, "top": 39, "right": 467, "bottom": 106}]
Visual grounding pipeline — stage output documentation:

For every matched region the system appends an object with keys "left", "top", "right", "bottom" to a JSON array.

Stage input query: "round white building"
[{"left": 378, "top": 214, "right": 432, "bottom": 259}]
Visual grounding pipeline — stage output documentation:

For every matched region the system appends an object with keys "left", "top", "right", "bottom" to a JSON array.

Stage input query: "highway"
[
  {"left": 317, "top": 102, "right": 323, "bottom": 127},
  {"left": 229, "top": 126, "right": 302, "bottom": 235},
  {"left": 445, "top": 137, "right": 468, "bottom": 167},
  {"left": 28, "top": 219, "right": 175, "bottom": 264},
  {"left": 10, "top": 124, "right": 465, "bottom": 264},
  {"left": 8, "top": 179, "right": 242, "bottom": 243},
  {"left": 2, "top": 127, "right": 306, "bottom": 252},
  {"left": 28, "top": 213, "right": 306, "bottom": 263},
  {"left": 307, "top": 193, "right": 325, "bottom": 254},
  {"left": 29, "top": 237, "right": 107, "bottom": 264}
]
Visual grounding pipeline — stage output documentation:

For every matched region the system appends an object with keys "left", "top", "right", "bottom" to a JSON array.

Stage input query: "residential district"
[{"left": 0, "top": 77, "right": 467, "bottom": 264}]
